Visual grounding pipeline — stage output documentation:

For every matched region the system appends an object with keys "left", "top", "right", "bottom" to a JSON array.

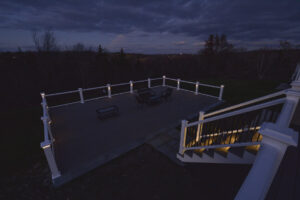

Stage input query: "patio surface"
[{"left": 50, "top": 86, "right": 221, "bottom": 185}]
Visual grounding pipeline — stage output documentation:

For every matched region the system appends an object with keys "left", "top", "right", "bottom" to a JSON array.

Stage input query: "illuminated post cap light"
[
  {"left": 41, "top": 92, "right": 45, "bottom": 98},
  {"left": 195, "top": 81, "right": 199, "bottom": 95}
]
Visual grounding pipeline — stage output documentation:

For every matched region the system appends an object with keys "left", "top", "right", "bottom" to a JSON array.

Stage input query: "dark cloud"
[{"left": 0, "top": 0, "right": 300, "bottom": 52}]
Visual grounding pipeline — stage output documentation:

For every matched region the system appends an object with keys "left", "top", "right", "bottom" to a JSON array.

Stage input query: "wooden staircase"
[{"left": 177, "top": 91, "right": 286, "bottom": 165}]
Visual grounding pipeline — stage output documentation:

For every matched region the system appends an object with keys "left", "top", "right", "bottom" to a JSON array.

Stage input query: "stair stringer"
[{"left": 177, "top": 149, "right": 256, "bottom": 164}]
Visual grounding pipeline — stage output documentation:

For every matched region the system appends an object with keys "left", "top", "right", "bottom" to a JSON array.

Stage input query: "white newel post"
[
  {"left": 195, "top": 82, "right": 199, "bottom": 95},
  {"left": 107, "top": 84, "right": 111, "bottom": 98},
  {"left": 218, "top": 85, "right": 224, "bottom": 100},
  {"left": 148, "top": 78, "right": 151, "bottom": 88},
  {"left": 235, "top": 78, "right": 300, "bottom": 200},
  {"left": 177, "top": 79, "right": 180, "bottom": 90},
  {"left": 40, "top": 92, "right": 61, "bottom": 180},
  {"left": 179, "top": 120, "right": 188, "bottom": 154},
  {"left": 41, "top": 141, "right": 61, "bottom": 179},
  {"left": 78, "top": 88, "right": 84, "bottom": 104},
  {"left": 130, "top": 81, "right": 133, "bottom": 93},
  {"left": 196, "top": 111, "right": 205, "bottom": 141},
  {"left": 163, "top": 75, "right": 166, "bottom": 86}
]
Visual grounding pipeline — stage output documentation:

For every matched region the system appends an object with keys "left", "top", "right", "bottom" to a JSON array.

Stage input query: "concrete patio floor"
[{"left": 50, "top": 86, "right": 221, "bottom": 185}]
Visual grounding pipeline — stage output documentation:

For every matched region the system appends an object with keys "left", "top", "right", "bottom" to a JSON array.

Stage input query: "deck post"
[
  {"left": 196, "top": 111, "right": 205, "bottom": 142},
  {"left": 235, "top": 123, "right": 297, "bottom": 200},
  {"left": 78, "top": 88, "right": 84, "bottom": 104},
  {"left": 129, "top": 81, "right": 133, "bottom": 93},
  {"left": 236, "top": 77, "right": 300, "bottom": 200},
  {"left": 218, "top": 85, "right": 224, "bottom": 100},
  {"left": 177, "top": 79, "right": 180, "bottom": 90},
  {"left": 195, "top": 82, "right": 199, "bottom": 95},
  {"left": 107, "top": 84, "right": 111, "bottom": 98},
  {"left": 148, "top": 78, "right": 151, "bottom": 88},
  {"left": 41, "top": 141, "right": 61, "bottom": 180},
  {"left": 179, "top": 120, "right": 188, "bottom": 154},
  {"left": 163, "top": 75, "right": 166, "bottom": 86}
]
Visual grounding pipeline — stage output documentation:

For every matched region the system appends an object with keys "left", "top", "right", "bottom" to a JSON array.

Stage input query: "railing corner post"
[
  {"left": 107, "top": 84, "right": 111, "bottom": 98},
  {"left": 129, "top": 81, "right": 133, "bottom": 93},
  {"left": 195, "top": 81, "right": 199, "bottom": 95},
  {"left": 179, "top": 120, "right": 188, "bottom": 154},
  {"left": 78, "top": 88, "right": 84, "bottom": 104},
  {"left": 163, "top": 75, "right": 166, "bottom": 86},
  {"left": 148, "top": 78, "right": 151, "bottom": 88},
  {"left": 219, "top": 85, "right": 224, "bottom": 100},
  {"left": 177, "top": 79, "right": 181, "bottom": 90},
  {"left": 40, "top": 141, "right": 61, "bottom": 180}
]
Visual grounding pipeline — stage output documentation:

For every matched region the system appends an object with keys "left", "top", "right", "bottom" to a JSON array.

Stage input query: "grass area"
[
  {"left": 0, "top": 106, "right": 44, "bottom": 177},
  {"left": 200, "top": 79, "right": 282, "bottom": 105},
  {"left": 1, "top": 79, "right": 283, "bottom": 178}
]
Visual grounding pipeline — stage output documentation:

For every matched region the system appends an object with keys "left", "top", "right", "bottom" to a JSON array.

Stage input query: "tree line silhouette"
[{"left": 1, "top": 31, "right": 300, "bottom": 111}]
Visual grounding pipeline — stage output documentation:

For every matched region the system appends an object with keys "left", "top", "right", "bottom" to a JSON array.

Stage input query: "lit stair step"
[{"left": 229, "top": 147, "right": 246, "bottom": 158}]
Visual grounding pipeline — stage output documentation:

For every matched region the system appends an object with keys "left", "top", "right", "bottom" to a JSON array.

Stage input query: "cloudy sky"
[{"left": 1, "top": 0, "right": 300, "bottom": 54}]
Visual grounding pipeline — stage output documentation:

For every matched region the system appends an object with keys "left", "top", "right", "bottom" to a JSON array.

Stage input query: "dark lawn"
[{"left": 0, "top": 144, "right": 251, "bottom": 200}]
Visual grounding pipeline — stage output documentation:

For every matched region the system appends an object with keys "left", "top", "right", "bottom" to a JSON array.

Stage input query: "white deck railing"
[
  {"left": 40, "top": 93, "right": 61, "bottom": 179},
  {"left": 40, "top": 75, "right": 223, "bottom": 182},
  {"left": 42, "top": 76, "right": 224, "bottom": 108},
  {"left": 179, "top": 95, "right": 286, "bottom": 154}
]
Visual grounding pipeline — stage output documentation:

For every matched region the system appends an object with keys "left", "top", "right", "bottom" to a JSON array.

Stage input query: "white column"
[
  {"left": 41, "top": 141, "right": 61, "bottom": 179},
  {"left": 218, "top": 85, "right": 224, "bottom": 100},
  {"left": 179, "top": 120, "right": 188, "bottom": 154},
  {"left": 78, "top": 88, "right": 84, "bottom": 104},
  {"left": 196, "top": 111, "right": 205, "bottom": 141},
  {"left": 236, "top": 77, "right": 300, "bottom": 200},
  {"left": 195, "top": 82, "right": 199, "bottom": 95},
  {"left": 163, "top": 76, "right": 166, "bottom": 86},
  {"left": 148, "top": 78, "right": 151, "bottom": 88},
  {"left": 129, "top": 81, "right": 133, "bottom": 93},
  {"left": 235, "top": 123, "right": 297, "bottom": 200},
  {"left": 107, "top": 84, "right": 111, "bottom": 98},
  {"left": 177, "top": 79, "right": 180, "bottom": 90}
]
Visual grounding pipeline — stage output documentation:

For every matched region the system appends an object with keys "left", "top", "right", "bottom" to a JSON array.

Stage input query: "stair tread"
[
  {"left": 215, "top": 149, "right": 228, "bottom": 158},
  {"left": 229, "top": 146, "right": 245, "bottom": 158},
  {"left": 185, "top": 150, "right": 193, "bottom": 157},
  {"left": 204, "top": 149, "right": 214, "bottom": 158}
]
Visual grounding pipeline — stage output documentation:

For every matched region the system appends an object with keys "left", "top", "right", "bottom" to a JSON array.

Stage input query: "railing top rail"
[
  {"left": 204, "top": 90, "right": 286, "bottom": 118},
  {"left": 45, "top": 89, "right": 79, "bottom": 97},
  {"left": 82, "top": 85, "right": 107, "bottom": 92},
  {"left": 197, "top": 82, "right": 221, "bottom": 89},
  {"left": 111, "top": 82, "right": 130, "bottom": 87},
  {"left": 165, "top": 77, "right": 178, "bottom": 81},
  {"left": 180, "top": 80, "right": 195, "bottom": 84},
  {"left": 150, "top": 77, "right": 163, "bottom": 81},
  {"left": 186, "top": 97, "right": 286, "bottom": 127},
  {"left": 43, "top": 76, "right": 221, "bottom": 99},
  {"left": 166, "top": 77, "right": 220, "bottom": 89},
  {"left": 132, "top": 79, "right": 148, "bottom": 83}
]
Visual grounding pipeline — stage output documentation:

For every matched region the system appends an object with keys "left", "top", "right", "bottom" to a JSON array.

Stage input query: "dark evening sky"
[{"left": 1, "top": 0, "right": 300, "bottom": 54}]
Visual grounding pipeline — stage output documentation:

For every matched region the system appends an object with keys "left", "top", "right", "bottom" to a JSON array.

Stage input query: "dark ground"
[{"left": 0, "top": 144, "right": 251, "bottom": 200}]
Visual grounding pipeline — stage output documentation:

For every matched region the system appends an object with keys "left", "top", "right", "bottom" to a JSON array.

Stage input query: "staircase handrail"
[
  {"left": 204, "top": 90, "right": 286, "bottom": 118},
  {"left": 186, "top": 97, "right": 286, "bottom": 128}
]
